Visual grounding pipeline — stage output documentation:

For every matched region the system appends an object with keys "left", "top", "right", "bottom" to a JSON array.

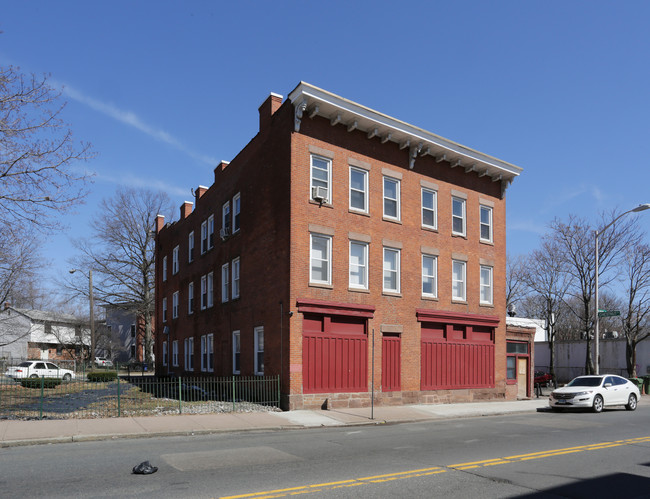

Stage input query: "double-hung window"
[
  {"left": 162, "top": 256, "right": 167, "bottom": 282},
  {"left": 480, "top": 265, "right": 493, "bottom": 305},
  {"left": 162, "top": 341, "right": 168, "bottom": 366},
  {"left": 422, "top": 188, "right": 437, "bottom": 230},
  {"left": 232, "top": 257, "right": 240, "bottom": 299},
  {"left": 188, "top": 282, "right": 194, "bottom": 314},
  {"left": 184, "top": 337, "right": 194, "bottom": 371},
  {"left": 349, "top": 167, "right": 368, "bottom": 213},
  {"left": 232, "top": 331, "right": 240, "bottom": 374},
  {"left": 201, "top": 335, "right": 207, "bottom": 372},
  {"left": 221, "top": 263, "right": 230, "bottom": 302},
  {"left": 310, "top": 234, "right": 331, "bottom": 285},
  {"left": 201, "top": 221, "right": 208, "bottom": 254},
  {"left": 480, "top": 205, "right": 493, "bottom": 242},
  {"left": 172, "top": 340, "right": 178, "bottom": 367},
  {"left": 254, "top": 326, "right": 264, "bottom": 375},
  {"left": 311, "top": 155, "right": 331, "bottom": 203},
  {"left": 162, "top": 297, "right": 167, "bottom": 322},
  {"left": 422, "top": 254, "right": 438, "bottom": 298},
  {"left": 172, "top": 246, "right": 179, "bottom": 275},
  {"left": 200, "top": 275, "right": 207, "bottom": 310},
  {"left": 207, "top": 272, "right": 214, "bottom": 307},
  {"left": 383, "top": 247, "right": 400, "bottom": 293},
  {"left": 207, "top": 333, "right": 214, "bottom": 372},
  {"left": 172, "top": 291, "right": 179, "bottom": 319},
  {"left": 383, "top": 177, "right": 400, "bottom": 220},
  {"left": 452, "top": 260, "right": 466, "bottom": 301},
  {"left": 188, "top": 231, "right": 194, "bottom": 262},
  {"left": 349, "top": 241, "right": 368, "bottom": 290},
  {"left": 208, "top": 215, "right": 215, "bottom": 250},
  {"left": 222, "top": 201, "right": 231, "bottom": 235},
  {"left": 233, "top": 193, "right": 241, "bottom": 233},
  {"left": 452, "top": 197, "right": 466, "bottom": 236}
]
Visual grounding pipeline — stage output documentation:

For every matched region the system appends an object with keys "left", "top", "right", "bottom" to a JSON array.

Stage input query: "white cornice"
[{"left": 287, "top": 82, "right": 522, "bottom": 187}]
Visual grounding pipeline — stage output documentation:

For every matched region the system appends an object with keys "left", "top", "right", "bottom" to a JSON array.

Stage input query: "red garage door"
[
  {"left": 418, "top": 310, "right": 498, "bottom": 391},
  {"left": 303, "top": 314, "right": 367, "bottom": 393}
]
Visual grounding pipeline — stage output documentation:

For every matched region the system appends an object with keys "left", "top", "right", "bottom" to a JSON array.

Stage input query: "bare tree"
[
  {"left": 619, "top": 243, "right": 650, "bottom": 378},
  {"left": 1, "top": 65, "right": 93, "bottom": 231},
  {"left": 551, "top": 212, "right": 642, "bottom": 374},
  {"left": 520, "top": 237, "right": 569, "bottom": 381},
  {"left": 0, "top": 226, "right": 42, "bottom": 307},
  {"left": 506, "top": 254, "right": 527, "bottom": 314},
  {"left": 68, "top": 187, "right": 174, "bottom": 364}
]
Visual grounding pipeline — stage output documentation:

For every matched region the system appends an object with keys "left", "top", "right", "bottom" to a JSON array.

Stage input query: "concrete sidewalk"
[{"left": 0, "top": 396, "right": 555, "bottom": 448}]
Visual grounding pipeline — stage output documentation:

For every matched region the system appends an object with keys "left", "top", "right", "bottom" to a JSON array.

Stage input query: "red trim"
[
  {"left": 297, "top": 298, "right": 375, "bottom": 318},
  {"left": 416, "top": 308, "right": 500, "bottom": 327}
]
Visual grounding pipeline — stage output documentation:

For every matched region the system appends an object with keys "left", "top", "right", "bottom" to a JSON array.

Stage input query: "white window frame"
[
  {"left": 184, "top": 337, "right": 194, "bottom": 371},
  {"left": 200, "top": 335, "right": 207, "bottom": 372},
  {"left": 310, "top": 155, "right": 331, "bottom": 203},
  {"left": 172, "top": 291, "right": 179, "bottom": 319},
  {"left": 172, "top": 340, "right": 178, "bottom": 367},
  {"left": 480, "top": 205, "right": 493, "bottom": 243},
  {"left": 452, "top": 260, "right": 467, "bottom": 302},
  {"left": 162, "top": 297, "right": 167, "bottom": 323},
  {"left": 221, "top": 263, "right": 230, "bottom": 302},
  {"left": 200, "top": 275, "right": 207, "bottom": 310},
  {"left": 422, "top": 188, "right": 437, "bottom": 230},
  {"left": 201, "top": 220, "right": 208, "bottom": 254},
  {"left": 452, "top": 197, "right": 466, "bottom": 236},
  {"left": 349, "top": 167, "right": 368, "bottom": 213},
  {"left": 172, "top": 246, "right": 179, "bottom": 275},
  {"left": 480, "top": 265, "right": 494, "bottom": 305},
  {"left": 310, "top": 233, "right": 332, "bottom": 285},
  {"left": 383, "top": 247, "right": 401, "bottom": 294},
  {"left": 162, "top": 256, "right": 167, "bottom": 282},
  {"left": 349, "top": 241, "right": 368, "bottom": 290},
  {"left": 188, "top": 231, "right": 194, "bottom": 263},
  {"left": 162, "top": 341, "right": 168, "bottom": 366},
  {"left": 207, "top": 271, "right": 214, "bottom": 308},
  {"left": 207, "top": 333, "right": 214, "bottom": 372},
  {"left": 254, "top": 326, "right": 264, "bottom": 375},
  {"left": 188, "top": 282, "right": 194, "bottom": 314},
  {"left": 222, "top": 201, "right": 231, "bottom": 234},
  {"left": 232, "top": 330, "right": 241, "bottom": 375},
  {"left": 208, "top": 214, "right": 215, "bottom": 250},
  {"left": 233, "top": 193, "right": 241, "bottom": 233},
  {"left": 232, "top": 257, "right": 240, "bottom": 299},
  {"left": 383, "top": 177, "right": 401, "bottom": 221},
  {"left": 422, "top": 254, "right": 438, "bottom": 298}
]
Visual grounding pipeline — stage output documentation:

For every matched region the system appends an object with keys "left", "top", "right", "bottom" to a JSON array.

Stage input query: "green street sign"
[{"left": 598, "top": 310, "right": 621, "bottom": 317}]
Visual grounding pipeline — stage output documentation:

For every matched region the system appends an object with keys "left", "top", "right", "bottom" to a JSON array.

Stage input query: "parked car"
[
  {"left": 95, "top": 357, "right": 114, "bottom": 368},
  {"left": 549, "top": 375, "right": 640, "bottom": 413},
  {"left": 5, "top": 361, "right": 75, "bottom": 381},
  {"left": 534, "top": 371, "right": 554, "bottom": 387}
]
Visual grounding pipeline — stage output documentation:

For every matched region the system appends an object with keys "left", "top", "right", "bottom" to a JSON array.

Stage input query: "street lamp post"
[
  {"left": 594, "top": 203, "right": 650, "bottom": 374},
  {"left": 70, "top": 268, "right": 95, "bottom": 366}
]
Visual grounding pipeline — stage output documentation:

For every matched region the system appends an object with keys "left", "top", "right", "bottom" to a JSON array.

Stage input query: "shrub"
[
  {"left": 20, "top": 377, "right": 62, "bottom": 389},
  {"left": 87, "top": 370, "right": 118, "bottom": 382}
]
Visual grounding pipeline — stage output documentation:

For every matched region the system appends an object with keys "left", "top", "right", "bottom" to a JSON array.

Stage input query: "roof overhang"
[{"left": 288, "top": 82, "right": 522, "bottom": 189}]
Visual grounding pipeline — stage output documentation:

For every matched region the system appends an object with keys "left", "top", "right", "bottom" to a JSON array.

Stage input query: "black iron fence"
[{"left": 0, "top": 374, "right": 281, "bottom": 420}]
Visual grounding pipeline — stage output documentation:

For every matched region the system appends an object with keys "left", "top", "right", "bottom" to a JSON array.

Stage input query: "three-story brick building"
[{"left": 155, "top": 82, "right": 522, "bottom": 410}]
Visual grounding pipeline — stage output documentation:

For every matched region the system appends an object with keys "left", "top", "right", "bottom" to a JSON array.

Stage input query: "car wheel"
[
  {"left": 626, "top": 394, "right": 637, "bottom": 411},
  {"left": 592, "top": 394, "right": 604, "bottom": 413},
  {"left": 63, "top": 373, "right": 72, "bottom": 382},
  {"left": 29, "top": 374, "right": 39, "bottom": 378}
]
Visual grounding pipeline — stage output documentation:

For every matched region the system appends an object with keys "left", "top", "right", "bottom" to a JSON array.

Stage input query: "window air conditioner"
[
  {"left": 163, "top": 326, "right": 169, "bottom": 335},
  {"left": 311, "top": 186, "right": 327, "bottom": 203},
  {"left": 220, "top": 227, "right": 231, "bottom": 240}
]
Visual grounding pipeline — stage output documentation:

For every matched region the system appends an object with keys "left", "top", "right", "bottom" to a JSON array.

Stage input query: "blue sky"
[{"left": 3, "top": 1, "right": 650, "bottom": 296}]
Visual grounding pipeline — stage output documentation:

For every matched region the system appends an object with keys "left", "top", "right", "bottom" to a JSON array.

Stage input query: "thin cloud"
[
  {"left": 97, "top": 171, "right": 189, "bottom": 198},
  {"left": 61, "top": 84, "right": 218, "bottom": 166}
]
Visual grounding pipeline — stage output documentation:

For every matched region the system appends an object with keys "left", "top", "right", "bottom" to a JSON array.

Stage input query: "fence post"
[
  {"left": 277, "top": 375, "right": 281, "bottom": 409},
  {"left": 178, "top": 377, "right": 182, "bottom": 414},
  {"left": 39, "top": 376, "right": 44, "bottom": 420},
  {"left": 117, "top": 376, "right": 121, "bottom": 417}
]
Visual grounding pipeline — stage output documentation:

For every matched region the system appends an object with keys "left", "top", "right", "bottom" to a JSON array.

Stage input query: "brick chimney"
[
  {"left": 180, "top": 201, "right": 193, "bottom": 220},
  {"left": 155, "top": 214, "right": 165, "bottom": 233},
  {"left": 195, "top": 185, "right": 208, "bottom": 205},
  {"left": 259, "top": 93, "right": 283, "bottom": 132}
]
